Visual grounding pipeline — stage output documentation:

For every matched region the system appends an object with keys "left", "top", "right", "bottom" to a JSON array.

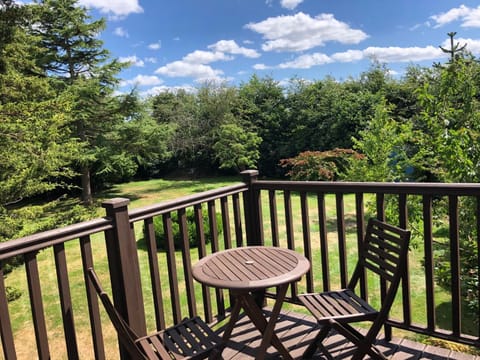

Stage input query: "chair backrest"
[
  {"left": 348, "top": 218, "right": 411, "bottom": 302},
  {"left": 347, "top": 219, "right": 411, "bottom": 341},
  {"left": 87, "top": 268, "right": 164, "bottom": 360}
]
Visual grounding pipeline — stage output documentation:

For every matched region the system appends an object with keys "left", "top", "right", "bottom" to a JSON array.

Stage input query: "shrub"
[
  {"left": 152, "top": 208, "right": 222, "bottom": 250},
  {"left": 279, "top": 148, "right": 363, "bottom": 181}
]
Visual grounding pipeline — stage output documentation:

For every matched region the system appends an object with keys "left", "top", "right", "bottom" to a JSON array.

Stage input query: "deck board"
[{"left": 214, "top": 308, "right": 478, "bottom": 359}]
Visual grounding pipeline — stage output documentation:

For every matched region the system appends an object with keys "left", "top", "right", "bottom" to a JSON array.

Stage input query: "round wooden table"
[{"left": 192, "top": 246, "right": 310, "bottom": 360}]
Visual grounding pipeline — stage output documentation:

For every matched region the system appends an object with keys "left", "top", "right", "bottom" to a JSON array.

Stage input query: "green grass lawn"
[{"left": 3, "top": 176, "right": 478, "bottom": 358}]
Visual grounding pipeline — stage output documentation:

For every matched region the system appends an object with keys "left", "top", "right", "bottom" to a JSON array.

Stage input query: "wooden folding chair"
[
  {"left": 298, "top": 218, "right": 411, "bottom": 360},
  {"left": 87, "top": 268, "right": 220, "bottom": 359}
]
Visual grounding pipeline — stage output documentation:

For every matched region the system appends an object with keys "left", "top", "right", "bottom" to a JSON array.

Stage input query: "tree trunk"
[{"left": 81, "top": 166, "right": 93, "bottom": 206}]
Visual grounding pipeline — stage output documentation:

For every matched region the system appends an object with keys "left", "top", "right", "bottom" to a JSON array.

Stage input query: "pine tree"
[
  {"left": 30, "top": 0, "right": 127, "bottom": 205},
  {"left": 0, "top": 0, "right": 78, "bottom": 241}
]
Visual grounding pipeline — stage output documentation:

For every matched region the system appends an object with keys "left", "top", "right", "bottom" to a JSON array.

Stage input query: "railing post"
[
  {"left": 102, "top": 198, "right": 146, "bottom": 359},
  {"left": 241, "top": 170, "right": 263, "bottom": 246},
  {"left": 241, "top": 170, "right": 266, "bottom": 307}
]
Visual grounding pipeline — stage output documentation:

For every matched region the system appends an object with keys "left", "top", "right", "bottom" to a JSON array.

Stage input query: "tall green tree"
[
  {"left": 285, "top": 77, "right": 379, "bottom": 158},
  {"left": 30, "top": 0, "right": 128, "bottom": 204},
  {"left": 238, "top": 75, "right": 286, "bottom": 176},
  {"left": 0, "top": 0, "right": 78, "bottom": 241},
  {"left": 213, "top": 121, "right": 261, "bottom": 172}
]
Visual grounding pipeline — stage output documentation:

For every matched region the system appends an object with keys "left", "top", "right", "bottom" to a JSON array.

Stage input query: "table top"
[{"left": 192, "top": 246, "right": 310, "bottom": 290}]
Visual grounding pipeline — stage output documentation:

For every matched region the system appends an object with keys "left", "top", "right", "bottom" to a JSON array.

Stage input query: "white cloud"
[
  {"left": 331, "top": 49, "right": 364, "bottom": 62},
  {"left": 363, "top": 46, "right": 444, "bottom": 63},
  {"left": 208, "top": 40, "right": 260, "bottom": 58},
  {"left": 431, "top": 5, "right": 480, "bottom": 28},
  {"left": 118, "top": 55, "right": 145, "bottom": 67},
  {"left": 153, "top": 46, "right": 239, "bottom": 82},
  {"left": 183, "top": 50, "right": 233, "bottom": 64},
  {"left": 155, "top": 61, "right": 224, "bottom": 82},
  {"left": 121, "top": 75, "right": 163, "bottom": 87},
  {"left": 113, "top": 27, "right": 129, "bottom": 38},
  {"left": 253, "top": 63, "right": 270, "bottom": 70},
  {"left": 463, "top": 8, "right": 480, "bottom": 27},
  {"left": 278, "top": 53, "right": 332, "bottom": 69},
  {"left": 245, "top": 12, "right": 368, "bottom": 52},
  {"left": 78, "top": 0, "right": 143, "bottom": 18},
  {"left": 140, "top": 85, "right": 197, "bottom": 97},
  {"left": 148, "top": 42, "right": 162, "bottom": 50},
  {"left": 144, "top": 57, "right": 157, "bottom": 64},
  {"left": 280, "top": 0, "right": 303, "bottom": 10},
  {"left": 255, "top": 44, "right": 452, "bottom": 71}
]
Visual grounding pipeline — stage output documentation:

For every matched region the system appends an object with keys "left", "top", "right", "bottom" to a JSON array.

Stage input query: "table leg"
[
  {"left": 240, "top": 284, "right": 293, "bottom": 360},
  {"left": 210, "top": 296, "right": 243, "bottom": 359}
]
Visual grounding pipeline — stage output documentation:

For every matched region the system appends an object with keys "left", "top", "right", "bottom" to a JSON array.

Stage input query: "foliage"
[
  {"left": 344, "top": 99, "right": 419, "bottom": 182},
  {"left": 280, "top": 149, "right": 363, "bottom": 181},
  {"left": 151, "top": 208, "right": 222, "bottom": 250},
  {"left": 158, "top": 82, "right": 242, "bottom": 172},
  {"left": 238, "top": 75, "right": 287, "bottom": 176},
  {"left": 93, "top": 96, "right": 174, "bottom": 186},
  {"left": 284, "top": 77, "right": 381, "bottom": 160},
  {"left": 30, "top": 0, "right": 131, "bottom": 204},
  {"left": 0, "top": 1, "right": 80, "bottom": 248},
  {"left": 213, "top": 122, "right": 261, "bottom": 172},
  {"left": 415, "top": 55, "right": 480, "bottom": 319}
]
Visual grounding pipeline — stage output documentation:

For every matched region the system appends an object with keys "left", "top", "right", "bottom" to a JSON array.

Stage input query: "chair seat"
[
  {"left": 135, "top": 316, "right": 221, "bottom": 359},
  {"left": 298, "top": 289, "right": 378, "bottom": 324}
]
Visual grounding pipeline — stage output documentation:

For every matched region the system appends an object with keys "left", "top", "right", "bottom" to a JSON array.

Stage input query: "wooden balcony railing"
[{"left": 0, "top": 170, "right": 479, "bottom": 359}]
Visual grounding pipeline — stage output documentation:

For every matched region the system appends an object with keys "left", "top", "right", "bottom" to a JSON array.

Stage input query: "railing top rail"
[
  {"left": 0, "top": 217, "right": 112, "bottom": 260},
  {"left": 254, "top": 180, "right": 480, "bottom": 196},
  {"left": 128, "top": 182, "right": 248, "bottom": 223}
]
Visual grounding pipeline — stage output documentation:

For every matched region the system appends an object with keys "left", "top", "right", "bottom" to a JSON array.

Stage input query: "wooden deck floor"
[{"left": 215, "top": 308, "right": 478, "bottom": 359}]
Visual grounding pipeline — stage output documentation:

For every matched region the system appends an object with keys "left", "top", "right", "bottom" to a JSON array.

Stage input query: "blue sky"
[{"left": 76, "top": 0, "right": 480, "bottom": 96}]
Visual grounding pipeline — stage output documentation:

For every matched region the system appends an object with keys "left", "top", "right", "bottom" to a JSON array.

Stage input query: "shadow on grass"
[
  {"left": 312, "top": 215, "right": 359, "bottom": 235},
  {"left": 435, "top": 301, "right": 479, "bottom": 337},
  {"left": 98, "top": 177, "right": 241, "bottom": 201}
]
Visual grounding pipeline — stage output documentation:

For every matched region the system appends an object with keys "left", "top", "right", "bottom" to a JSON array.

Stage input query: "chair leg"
[
  {"left": 329, "top": 322, "right": 388, "bottom": 360},
  {"left": 302, "top": 324, "right": 331, "bottom": 359}
]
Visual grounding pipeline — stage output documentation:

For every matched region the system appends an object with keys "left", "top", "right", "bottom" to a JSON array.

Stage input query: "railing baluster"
[
  {"left": 177, "top": 209, "right": 197, "bottom": 319},
  {"left": 317, "top": 193, "right": 329, "bottom": 292},
  {"left": 449, "top": 195, "right": 461, "bottom": 336},
  {"left": 423, "top": 195, "right": 435, "bottom": 332},
  {"left": 375, "top": 193, "right": 390, "bottom": 339},
  {"left": 477, "top": 196, "right": 480, "bottom": 339},
  {"left": 208, "top": 201, "right": 225, "bottom": 318},
  {"left": 24, "top": 252, "right": 50, "bottom": 359},
  {"left": 0, "top": 264, "right": 16, "bottom": 359},
  {"left": 399, "top": 194, "right": 411, "bottom": 331},
  {"left": 284, "top": 190, "right": 294, "bottom": 250},
  {"left": 195, "top": 204, "right": 213, "bottom": 322},
  {"left": 269, "top": 190, "right": 280, "bottom": 247},
  {"left": 232, "top": 193, "right": 243, "bottom": 247},
  {"left": 355, "top": 193, "right": 367, "bottom": 299},
  {"left": 376, "top": 193, "right": 385, "bottom": 221},
  {"left": 143, "top": 217, "right": 166, "bottom": 329},
  {"left": 300, "top": 192, "right": 313, "bottom": 293},
  {"left": 335, "top": 193, "right": 348, "bottom": 288},
  {"left": 163, "top": 212, "right": 182, "bottom": 323},
  {"left": 220, "top": 197, "right": 232, "bottom": 249},
  {"left": 53, "top": 243, "right": 79, "bottom": 359},
  {"left": 80, "top": 235, "right": 106, "bottom": 360}
]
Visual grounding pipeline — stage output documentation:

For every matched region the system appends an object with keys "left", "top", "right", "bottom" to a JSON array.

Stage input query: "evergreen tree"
[
  {"left": 30, "top": 0, "right": 127, "bottom": 204},
  {"left": 0, "top": 0, "right": 78, "bottom": 241}
]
